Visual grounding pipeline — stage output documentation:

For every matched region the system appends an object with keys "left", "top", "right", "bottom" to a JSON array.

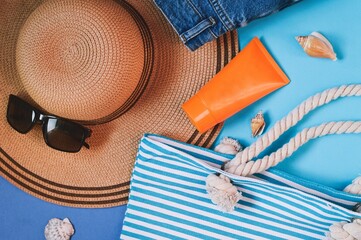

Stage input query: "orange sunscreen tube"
[{"left": 182, "top": 37, "right": 290, "bottom": 133}]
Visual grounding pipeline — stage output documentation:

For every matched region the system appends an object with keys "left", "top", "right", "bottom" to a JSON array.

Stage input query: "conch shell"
[
  {"left": 251, "top": 111, "right": 266, "bottom": 137},
  {"left": 44, "top": 218, "right": 75, "bottom": 240},
  {"left": 296, "top": 32, "right": 337, "bottom": 61}
]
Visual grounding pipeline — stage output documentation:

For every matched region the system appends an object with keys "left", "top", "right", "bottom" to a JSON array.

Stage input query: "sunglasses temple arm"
[
  {"left": 83, "top": 142, "right": 90, "bottom": 149},
  {"left": 83, "top": 129, "right": 92, "bottom": 149}
]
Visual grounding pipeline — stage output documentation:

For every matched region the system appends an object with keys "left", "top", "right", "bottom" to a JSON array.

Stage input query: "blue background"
[{"left": 1, "top": 0, "right": 361, "bottom": 239}]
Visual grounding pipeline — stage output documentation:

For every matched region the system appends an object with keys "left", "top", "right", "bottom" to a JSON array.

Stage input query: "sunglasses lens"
[
  {"left": 7, "top": 95, "right": 36, "bottom": 133},
  {"left": 44, "top": 118, "right": 86, "bottom": 152}
]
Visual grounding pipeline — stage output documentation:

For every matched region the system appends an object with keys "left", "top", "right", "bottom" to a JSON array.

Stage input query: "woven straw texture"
[{"left": 0, "top": 0, "right": 238, "bottom": 207}]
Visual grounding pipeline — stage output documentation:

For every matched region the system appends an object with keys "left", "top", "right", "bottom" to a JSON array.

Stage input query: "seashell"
[
  {"left": 327, "top": 221, "right": 350, "bottom": 240},
  {"left": 214, "top": 137, "right": 242, "bottom": 155},
  {"left": 44, "top": 218, "right": 74, "bottom": 240},
  {"left": 344, "top": 176, "right": 361, "bottom": 195},
  {"left": 327, "top": 219, "right": 361, "bottom": 240},
  {"left": 296, "top": 31, "right": 337, "bottom": 61},
  {"left": 343, "top": 219, "right": 361, "bottom": 239},
  {"left": 251, "top": 111, "right": 265, "bottom": 138}
]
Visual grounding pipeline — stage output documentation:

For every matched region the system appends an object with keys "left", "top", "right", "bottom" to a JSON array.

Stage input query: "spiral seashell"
[
  {"left": 296, "top": 32, "right": 337, "bottom": 61},
  {"left": 44, "top": 218, "right": 75, "bottom": 240},
  {"left": 251, "top": 111, "right": 266, "bottom": 138}
]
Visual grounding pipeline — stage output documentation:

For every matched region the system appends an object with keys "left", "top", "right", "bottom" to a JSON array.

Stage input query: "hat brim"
[{"left": 0, "top": 0, "right": 238, "bottom": 208}]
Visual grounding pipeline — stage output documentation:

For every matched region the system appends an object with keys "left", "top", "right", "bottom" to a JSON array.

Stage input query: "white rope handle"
[
  {"left": 206, "top": 84, "right": 361, "bottom": 212},
  {"left": 225, "top": 84, "right": 361, "bottom": 170},
  {"left": 225, "top": 121, "right": 361, "bottom": 176}
]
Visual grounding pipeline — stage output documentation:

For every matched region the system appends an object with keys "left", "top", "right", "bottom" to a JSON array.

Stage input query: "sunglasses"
[{"left": 6, "top": 94, "right": 92, "bottom": 153}]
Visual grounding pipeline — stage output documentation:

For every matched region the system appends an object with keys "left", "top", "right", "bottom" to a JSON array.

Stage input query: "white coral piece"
[
  {"left": 326, "top": 219, "right": 361, "bottom": 240},
  {"left": 214, "top": 137, "right": 242, "bottom": 155},
  {"left": 344, "top": 176, "right": 361, "bottom": 195},
  {"left": 205, "top": 174, "right": 242, "bottom": 212},
  {"left": 45, "top": 218, "right": 75, "bottom": 240}
]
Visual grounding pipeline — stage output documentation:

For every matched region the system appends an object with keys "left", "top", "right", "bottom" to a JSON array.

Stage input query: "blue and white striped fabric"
[{"left": 121, "top": 134, "right": 361, "bottom": 240}]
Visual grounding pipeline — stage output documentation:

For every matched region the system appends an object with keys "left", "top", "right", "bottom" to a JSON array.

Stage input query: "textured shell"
[
  {"left": 327, "top": 222, "right": 350, "bottom": 239},
  {"left": 251, "top": 111, "right": 266, "bottom": 137},
  {"left": 327, "top": 219, "right": 361, "bottom": 240},
  {"left": 296, "top": 32, "right": 337, "bottom": 61},
  {"left": 214, "top": 137, "right": 242, "bottom": 155},
  {"left": 343, "top": 220, "right": 361, "bottom": 239},
  {"left": 344, "top": 176, "right": 361, "bottom": 195},
  {"left": 44, "top": 218, "right": 75, "bottom": 240}
]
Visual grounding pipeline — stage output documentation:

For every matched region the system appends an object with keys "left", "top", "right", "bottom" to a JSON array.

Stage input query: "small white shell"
[
  {"left": 344, "top": 176, "right": 361, "bottom": 195},
  {"left": 327, "top": 219, "right": 361, "bottom": 240},
  {"left": 214, "top": 137, "right": 242, "bottom": 155},
  {"left": 343, "top": 219, "right": 361, "bottom": 239},
  {"left": 44, "top": 218, "right": 75, "bottom": 240}
]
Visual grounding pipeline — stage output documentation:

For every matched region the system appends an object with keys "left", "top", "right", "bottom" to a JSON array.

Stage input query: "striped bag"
[{"left": 121, "top": 85, "right": 361, "bottom": 240}]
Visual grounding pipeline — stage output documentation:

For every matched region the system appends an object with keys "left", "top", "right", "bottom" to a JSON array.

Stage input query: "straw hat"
[{"left": 0, "top": 0, "right": 238, "bottom": 207}]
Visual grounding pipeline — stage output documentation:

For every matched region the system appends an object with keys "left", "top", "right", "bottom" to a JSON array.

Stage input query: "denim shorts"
[{"left": 154, "top": 0, "right": 301, "bottom": 51}]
